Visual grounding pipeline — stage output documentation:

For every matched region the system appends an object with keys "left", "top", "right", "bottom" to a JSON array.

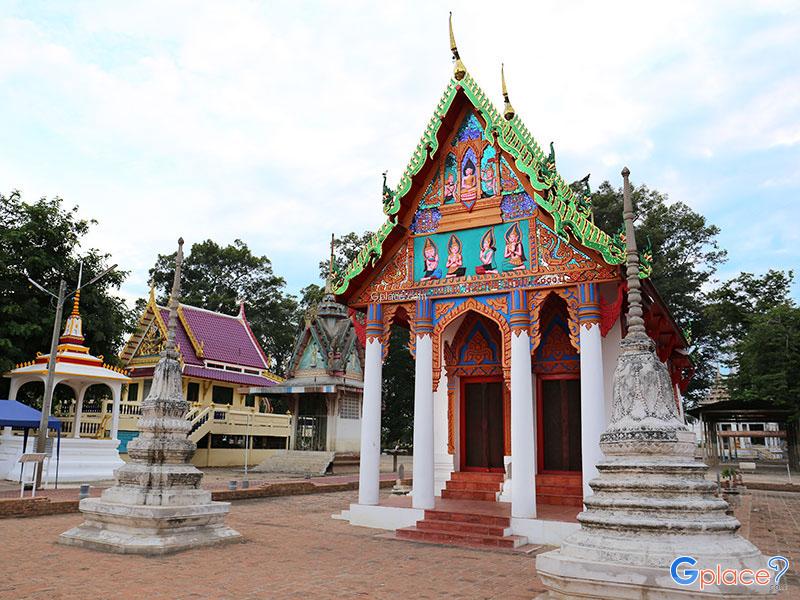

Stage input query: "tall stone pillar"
[
  {"left": 59, "top": 238, "right": 240, "bottom": 554},
  {"left": 578, "top": 283, "right": 604, "bottom": 499},
  {"left": 412, "top": 297, "right": 435, "bottom": 510},
  {"left": 358, "top": 303, "right": 383, "bottom": 506},
  {"left": 510, "top": 290, "right": 536, "bottom": 519},
  {"left": 537, "top": 168, "right": 770, "bottom": 598}
]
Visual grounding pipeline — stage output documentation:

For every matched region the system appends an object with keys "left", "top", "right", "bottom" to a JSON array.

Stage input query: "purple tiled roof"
[
  {"left": 183, "top": 365, "right": 276, "bottom": 387},
  {"left": 158, "top": 304, "right": 268, "bottom": 369}
]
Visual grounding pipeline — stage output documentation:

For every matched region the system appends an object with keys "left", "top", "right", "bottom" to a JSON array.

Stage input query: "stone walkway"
[{"left": 0, "top": 490, "right": 797, "bottom": 598}]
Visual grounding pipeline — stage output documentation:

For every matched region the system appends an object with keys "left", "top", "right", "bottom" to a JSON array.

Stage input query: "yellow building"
[{"left": 118, "top": 290, "right": 291, "bottom": 467}]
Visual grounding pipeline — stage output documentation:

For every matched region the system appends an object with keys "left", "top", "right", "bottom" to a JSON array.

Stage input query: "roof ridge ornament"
[
  {"left": 449, "top": 12, "right": 466, "bottom": 81},
  {"left": 501, "top": 63, "right": 515, "bottom": 120}
]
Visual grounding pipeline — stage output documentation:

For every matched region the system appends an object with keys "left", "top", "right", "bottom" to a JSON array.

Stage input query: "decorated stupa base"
[
  {"left": 59, "top": 239, "right": 240, "bottom": 555},
  {"left": 536, "top": 337, "right": 769, "bottom": 598},
  {"left": 535, "top": 171, "right": 771, "bottom": 598}
]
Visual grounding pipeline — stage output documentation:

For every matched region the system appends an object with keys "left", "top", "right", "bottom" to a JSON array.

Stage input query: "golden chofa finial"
[
  {"left": 449, "top": 12, "right": 466, "bottom": 81},
  {"left": 501, "top": 63, "right": 515, "bottom": 121}
]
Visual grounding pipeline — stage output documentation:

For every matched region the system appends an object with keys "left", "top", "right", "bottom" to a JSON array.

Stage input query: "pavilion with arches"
[{"left": 1, "top": 290, "right": 130, "bottom": 482}]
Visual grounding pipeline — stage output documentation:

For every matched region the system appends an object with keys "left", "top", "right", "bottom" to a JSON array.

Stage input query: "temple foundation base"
[
  {"left": 536, "top": 550, "right": 771, "bottom": 598},
  {"left": 58, "top": 497, "right": 241, "bottom": 555}
]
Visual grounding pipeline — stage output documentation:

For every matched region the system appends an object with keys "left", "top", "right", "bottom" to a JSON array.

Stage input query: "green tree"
[
  {"left": 318, "top": 230, "right": 374, "bottom": 280},
  {"left": 148, "top": 239, "right": 298, "bottom": 376},
  {"left": 0, "top": 191, "right": 133, "bottom": 405},
  {"left": 703, "top": 270, "right": 795, "bottom": 353},
  {"left": 728, "top": 303, "right": 800, "bottom": 415},
  {"left": 589, "top": 181, "right": 727, "bottom": 404},
  {"left": 382, "top": 325, "right": 415, "bottom": 447}
]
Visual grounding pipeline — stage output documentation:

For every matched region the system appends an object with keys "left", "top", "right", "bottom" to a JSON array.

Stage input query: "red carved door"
[
  {"left": 461, "top": 378, "right": 505, "bottom": 472},
  {"left": 537, "top": 376, "right": 582, "bottom": 472}
]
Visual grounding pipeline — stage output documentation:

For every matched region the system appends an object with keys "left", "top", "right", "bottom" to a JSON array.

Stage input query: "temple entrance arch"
[{"left": 442, "top": 310, "right": 509, "bottom": 472}]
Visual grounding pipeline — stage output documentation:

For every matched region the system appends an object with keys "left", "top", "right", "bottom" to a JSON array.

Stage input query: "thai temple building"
[
  {"left": 117, "top": 288, "right": 292, "bottom": 467},
  {"left": 2, "top": 288, "right": 130, "bottom": 481},
  {"left": 247, "top": 274, "right": 365, "bottom": 454},
  {"left": 333, "top": 22, "right": 693, "bottom": 546}
]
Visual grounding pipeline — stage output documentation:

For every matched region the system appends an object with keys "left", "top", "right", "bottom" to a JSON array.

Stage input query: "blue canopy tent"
[{"left": 0, "top": 399, "right": 62, "bottom": 488}]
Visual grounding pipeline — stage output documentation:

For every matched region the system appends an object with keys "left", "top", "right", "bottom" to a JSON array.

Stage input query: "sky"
[{"left": 1, "top": 0, "right": 798, "bottom": 305}]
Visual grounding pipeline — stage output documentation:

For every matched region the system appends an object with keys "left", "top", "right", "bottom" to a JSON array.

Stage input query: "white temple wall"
[{"left": 334, "top": 412, "right": 362, "bottom": 452}]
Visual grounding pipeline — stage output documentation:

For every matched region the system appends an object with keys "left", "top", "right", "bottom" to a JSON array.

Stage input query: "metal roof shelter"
[
  {"left": 687, "top": 399, "right": 798, "bottom": 469},
  {"left": 0, "top": 399, "right": 62, "bottom": 486}
]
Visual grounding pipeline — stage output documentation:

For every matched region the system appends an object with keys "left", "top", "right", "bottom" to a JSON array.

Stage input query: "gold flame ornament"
[{"left": 449, "top": 13, "right": 466, "bottom": 81}]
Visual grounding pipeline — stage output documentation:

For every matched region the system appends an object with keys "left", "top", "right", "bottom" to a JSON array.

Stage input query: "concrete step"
[
  {"left": 396, "top": 526, "right": 527, "bottom": 549},
  {"left": 537, "top": 493, "right": 583, "bottom": 507},
  {"left": 251, "top": 451, "right": 335, "bottom": 475},
  {"left": 536, "top": 473, "right": 582, "bottom": 486},
  {"left": 450, "top": 471, "right": 505, "bottom": 483},
  {"left": 416, "top": 519, "right": 508, "bottom": 537},
  {"left": 445, "top": 480, "right": 503, "bottom": 493},
  {"left": 441, "top": 489, "right": 498, "bottom": 502},
  {"left": 424, "top": 509, "right": 509, "bottom": 528},
  {"left": 536, "top": 484, "right": 582, "bottom": 497}
]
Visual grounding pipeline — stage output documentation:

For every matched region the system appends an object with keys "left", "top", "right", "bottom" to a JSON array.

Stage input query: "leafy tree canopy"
[
  {"left": 703, "top": 270, "right": 795, "bottom": 352},
  {"left": 729, "top": 302, "right": 800, "bottom": 415},
  {"left": 318, "top": 231, "right": 374, "bottom": 280},
  {"left": 148, "top": 239, "right": 298, "bottom": 376},
  {"left": 0, "top": 191, "right": 133, "bottom": 404}
]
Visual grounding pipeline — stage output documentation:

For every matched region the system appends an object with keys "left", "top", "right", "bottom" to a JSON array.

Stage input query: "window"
[
  {"left": 208, "top": 363, "right": 225, "bottom": 370},
  {"left": 187, "top": 382, "right": 200, "bottom": 403},
  {"left": 244, "top": 394, "right": 255, "bottom": 408},
  {"left": 212, "top": 385, "right": 234, "bottom": 405},
  {"left": 127, "top": 382, "right": 139, "bottom": 403},
  {"left": 749, "top": 423, "right": 765, "bottom": 446},
  {"left": 210, "top": 434, "right": 244, "bottom": 449},
  {"left": 142, "top": 379, "right": 153, "bottom": 401},
  {"left": 339, "top": 395, "right": 361, "bottom": 420},
  {"left": 252, "top": 436, "right": 288, "bottom": 449}
]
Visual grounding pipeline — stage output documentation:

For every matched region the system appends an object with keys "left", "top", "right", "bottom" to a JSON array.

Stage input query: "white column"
[
  {"left": 579, "top": 323, "right": 605, "bottom": 499},
  {"left": 412, "top": 334, "right": 435, "bottom": 509},
  {"left": 72, "top": 385, "right": 89, "bottom": 439},
  {"left": 579, "top": 283, "right": 605, "bottom": 500},
  {"left": 8, "top": 378, "right": 22, "bottom": 401},
  {"left": 358, "top": 304, "right": 383, "bottom": 506},
  {"left": 510, "top": 290, "right": 536, "bottom": 519},
  {"left": 110, "top": 383, "right": 122, "bottom": 441},
  {"left": 412, "top": 298, "right": 435, "bottom": 510}
]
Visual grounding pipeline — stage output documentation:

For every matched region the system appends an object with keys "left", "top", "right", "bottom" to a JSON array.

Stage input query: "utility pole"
[{"left": 34, "top": 280, "right": 66, "bottom": 488}]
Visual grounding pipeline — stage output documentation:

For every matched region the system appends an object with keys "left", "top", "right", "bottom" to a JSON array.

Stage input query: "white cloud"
[{"left": 1, "top": 0, "right": 798, "bottom": 305}]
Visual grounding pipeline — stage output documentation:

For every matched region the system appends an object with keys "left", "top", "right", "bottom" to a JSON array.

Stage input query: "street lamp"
[{"left": 25, "top": 262, "right": 117, "bottom": 488}]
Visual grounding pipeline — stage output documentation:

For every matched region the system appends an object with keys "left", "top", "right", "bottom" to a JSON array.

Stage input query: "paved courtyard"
[{"left": 1, "top": 489, "right": 798, "bottom": 599}]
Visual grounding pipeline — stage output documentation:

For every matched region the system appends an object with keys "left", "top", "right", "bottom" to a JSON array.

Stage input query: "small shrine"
[
  {"left": 117, "top": 289, "right": 291, "bottom": 466},
  {"left": 249, "top": 246, "right": 365, "bottom": 454},
  {"left": 1, "top": 288, "right": 130, "bottom": 482},
  {"left": 334, "top": 17, "right": 693, "bottom": 548}
]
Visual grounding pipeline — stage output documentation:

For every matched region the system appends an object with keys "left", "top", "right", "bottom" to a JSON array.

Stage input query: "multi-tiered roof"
[{"left": 120, "top": 288, "right": 282, "bottom": 387}]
